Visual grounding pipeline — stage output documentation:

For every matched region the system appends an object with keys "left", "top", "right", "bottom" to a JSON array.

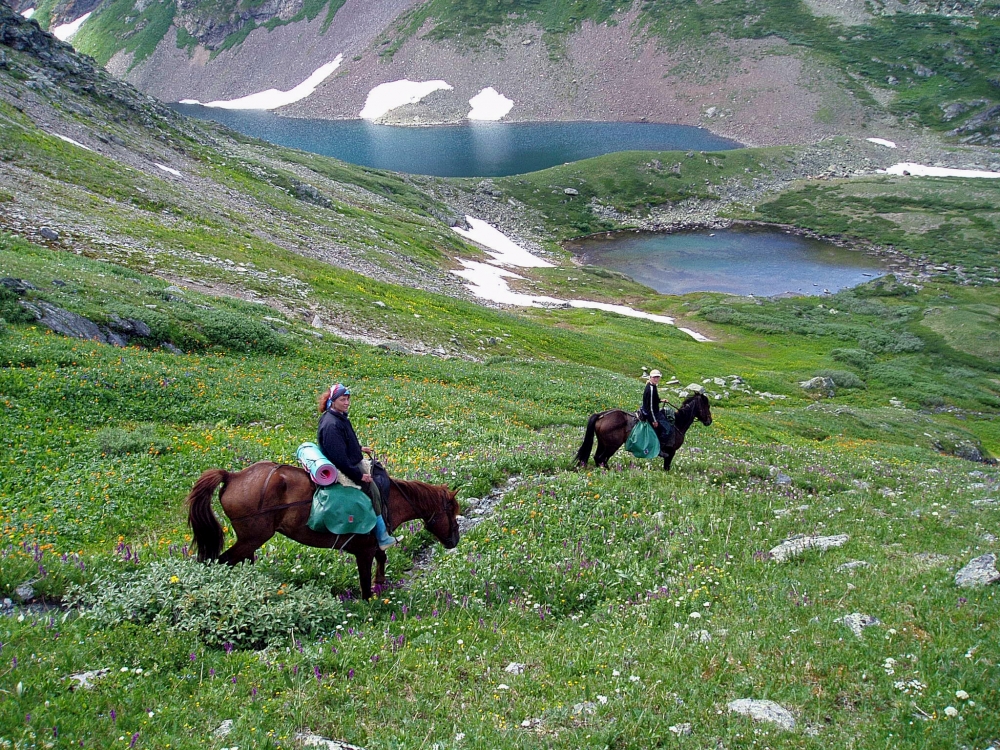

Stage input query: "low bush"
[
  {"left": 831, "top": 348, "right": 876, "bottom": 370},
  {"left": 0, "top": 284, "right": 35, "bottom": 324},
  {"left": 96, "top": 423, "right": 172, "bottom": 456},
  {"left": 857, "top": 329, "right": 924, "bottom": 354},
  {"left": 68, "top": 558, "right": 346, "bottom": 649},
  {"left": 200, "top": 309, "right": 288, "bottom": 354},
  {"left": 814, "top": 368, "right": 866, "bottom": 389}
]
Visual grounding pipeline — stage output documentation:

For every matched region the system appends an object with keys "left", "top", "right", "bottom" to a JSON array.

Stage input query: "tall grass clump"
[{"left": 96, "top": 423, "right": 173, "bottom": 456}]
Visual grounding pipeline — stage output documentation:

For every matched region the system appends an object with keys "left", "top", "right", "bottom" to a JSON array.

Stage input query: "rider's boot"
[{"left": 374, "top": 515, "right": 397, "bottom": 551}]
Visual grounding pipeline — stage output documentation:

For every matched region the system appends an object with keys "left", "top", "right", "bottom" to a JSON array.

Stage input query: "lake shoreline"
[{"left": 565, "top": 219, "right": 935, "bottom": 289}]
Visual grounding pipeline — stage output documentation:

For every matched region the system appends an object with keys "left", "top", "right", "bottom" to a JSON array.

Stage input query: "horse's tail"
[
  {"left": 186, "top": 468, "right": 228, "bottom": 562},
  {"left": 575, "top": 412, "right": 602, "bottom": 467}
]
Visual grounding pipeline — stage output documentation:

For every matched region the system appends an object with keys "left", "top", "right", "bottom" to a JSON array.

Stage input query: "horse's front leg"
[
  {"left": 355, "top": 549, "right": 376, "bottom": 600},
  {"left": 662, "top": 450, "right": 675, "bottom": 472}
]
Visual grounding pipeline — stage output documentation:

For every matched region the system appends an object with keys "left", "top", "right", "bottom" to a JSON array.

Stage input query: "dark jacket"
[
  {"left": 318, "top": 409, "right": 365, "bottom": 485},
  {"left": 641, "top": 382, "right": 662, "bottom": 422}
]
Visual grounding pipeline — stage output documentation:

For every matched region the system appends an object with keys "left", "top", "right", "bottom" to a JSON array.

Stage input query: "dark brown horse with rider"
[{"left": 575, "top": 392, "right": 712, "bottom": 471}]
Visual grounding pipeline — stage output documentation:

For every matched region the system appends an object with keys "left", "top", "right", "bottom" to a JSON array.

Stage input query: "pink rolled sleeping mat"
[{"left": 296, "top": 442, "right": 338, "bottom": 486}]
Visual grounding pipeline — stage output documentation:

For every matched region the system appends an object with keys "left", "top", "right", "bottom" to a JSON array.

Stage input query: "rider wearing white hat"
[{"left": 640, "top": 370, "right": 669, "bottom": 446}]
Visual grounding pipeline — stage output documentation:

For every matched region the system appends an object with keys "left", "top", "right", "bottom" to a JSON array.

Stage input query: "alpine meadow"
[{"left": 1, "top": 1, "right": 999, "bottom": 749}]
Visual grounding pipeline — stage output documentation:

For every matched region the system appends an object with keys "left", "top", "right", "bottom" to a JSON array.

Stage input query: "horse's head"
[
  {"left": 688, "top": 392, "right": 713, "bottom": 426},
  {"left": 425, "top": 487, "right": 461, "bottom": 549},
  {"left": 390, "top": 479, "right": 461, "bottom": 548}
]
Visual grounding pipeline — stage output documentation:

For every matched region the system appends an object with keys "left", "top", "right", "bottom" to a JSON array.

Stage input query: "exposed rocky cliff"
[
  {"left": 13, "top": 0, "right": 1000, "bottom": 145},
  {"left": 5, "top": 0, "right": 881, "bottom": 148},
  {"left": 10, "top": 0, "right": 1000, "bottom": 147}
]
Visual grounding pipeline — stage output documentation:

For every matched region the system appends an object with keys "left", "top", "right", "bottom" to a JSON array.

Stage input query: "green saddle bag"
[
  {"left": 307, "top": 484, "right": 377, "bottom": 535},
  {"left": 625, "top": 420, "right": 660, "bottom": 459}
]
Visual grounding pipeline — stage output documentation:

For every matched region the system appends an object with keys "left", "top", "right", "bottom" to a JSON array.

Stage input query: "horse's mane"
[{"left": 392, "top": 477, "right": 454, "bottom": 505}]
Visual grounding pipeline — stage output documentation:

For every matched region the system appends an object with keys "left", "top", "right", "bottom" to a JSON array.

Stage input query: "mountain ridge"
[{"left": 15, "top": 0, "right": 1000, "bottom": 148}]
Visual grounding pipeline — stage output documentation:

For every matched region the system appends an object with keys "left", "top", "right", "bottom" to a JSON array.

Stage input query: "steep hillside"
[{"left": 13, "top": 0, "right": 1000, "bottom": 148}]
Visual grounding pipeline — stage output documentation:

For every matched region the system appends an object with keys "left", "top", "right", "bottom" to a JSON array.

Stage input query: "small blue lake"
[
  {"left": 172, "top": 105, "right": 741, "bottom": 177},
  {"left": 569, "top": 228, "right": 887, "bottom": 297}
]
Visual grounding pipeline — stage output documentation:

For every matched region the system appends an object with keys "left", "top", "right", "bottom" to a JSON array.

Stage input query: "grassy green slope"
[
  {"left": 2, "top": 248, "right": 999, "bottom": 748},
  {"left": 70, "top": 0, "right": 348, "bottom": 68}
]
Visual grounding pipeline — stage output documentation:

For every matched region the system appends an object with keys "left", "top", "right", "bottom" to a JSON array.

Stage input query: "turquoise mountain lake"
[
  {"left": 172, "top": 106, "right": 740, "bottom": 177},
  {"left": 568, "top": 228, "right": 887, "bottom": 297}
]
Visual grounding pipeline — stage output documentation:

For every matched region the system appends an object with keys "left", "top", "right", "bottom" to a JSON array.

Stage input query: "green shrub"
[
  {"left": 814, "top": 368, "right": 866, "bottom": 390},
  {"left": 857, "top": 329, "right": 924, "bottom": 354},
  {"left": 68, "top": 558, "right": 346, "bottom": 649},
  {"left": 0, "top": 284, "right": 35, "bottom": 324},
  {"left": 831, "top": 348, "right": 875, "bottom": 370},
  {"left": 96, "top": 423, "right": 172, "bottom": 456},
  {"left": 200, "top": 309, "right": 287, "bottom": 354},
  {"left": 853, "top": 275, "right": 917, "bottom": 298}
]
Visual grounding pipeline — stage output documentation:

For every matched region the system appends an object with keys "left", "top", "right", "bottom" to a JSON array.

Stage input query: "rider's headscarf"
[{"left": 326, "top": 383, "right": 350, "bottom": 410}]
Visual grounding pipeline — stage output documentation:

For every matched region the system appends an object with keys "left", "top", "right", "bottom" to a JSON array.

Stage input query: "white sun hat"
[{"left": 649, "top": 369, "right": 662, "bottom": 378}]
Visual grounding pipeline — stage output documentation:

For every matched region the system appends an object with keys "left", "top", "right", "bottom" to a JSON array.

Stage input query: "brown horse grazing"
[
  {"left": 575, "top": 392, "right": 713, "bottom": 471},
  {"left": 186, "top": 462, "right": 460, "bottom": 600}
]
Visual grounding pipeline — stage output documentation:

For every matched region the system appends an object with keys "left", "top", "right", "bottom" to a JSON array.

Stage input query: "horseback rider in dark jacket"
[
  {"left": 318, "top": 383, "right": 396, "bottom": 550},
  {"left": 639, "top": 370, "right": 672, "bottom": 448}
]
